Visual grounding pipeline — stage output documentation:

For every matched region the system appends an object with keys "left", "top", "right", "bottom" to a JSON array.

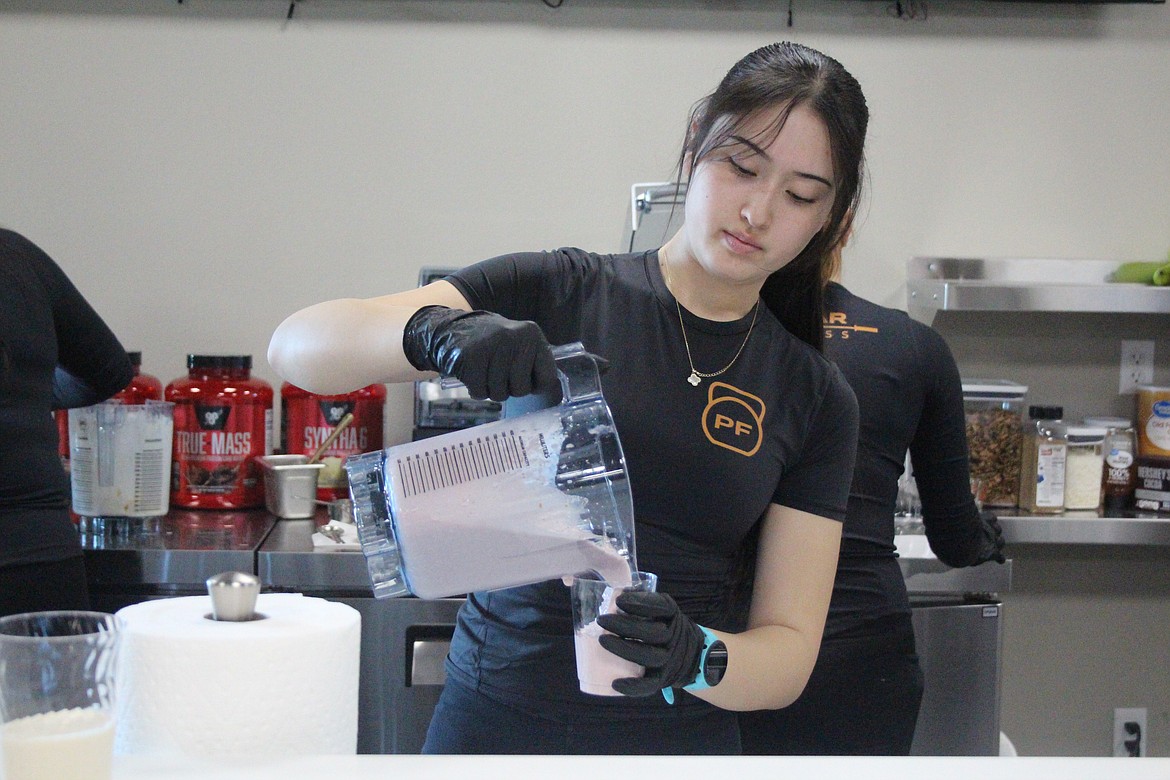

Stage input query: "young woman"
[
  {"left": 0, "top": 228, "right": 134, "bottom": 617},
  {"left": 268, "top": 41, "right": 868, "bottom": 754},
  {"left": 740, "top": 239, "right": 1007, "bottom": 756}
]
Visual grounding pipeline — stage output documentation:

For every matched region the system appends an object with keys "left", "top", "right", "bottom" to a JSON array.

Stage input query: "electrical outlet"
[
  {"left": 1120, "top": 340, "right": 1155, "bottom": 394},
  {"left": 1114, "top": 707, "right": 1147, "bottom": 757}
]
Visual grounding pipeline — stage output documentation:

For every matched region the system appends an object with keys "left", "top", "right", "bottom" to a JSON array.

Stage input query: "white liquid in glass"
[
  {"left": 1, "top": 708, "right": 114, "bottom": 780},
  {"left": 574, "top": 619, "right": 644, "bottom": 696}
]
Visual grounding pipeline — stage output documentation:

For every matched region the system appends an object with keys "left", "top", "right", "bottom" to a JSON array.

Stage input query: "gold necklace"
[{"left": 662, "top": 257, "right": 760, "bottom": 387}]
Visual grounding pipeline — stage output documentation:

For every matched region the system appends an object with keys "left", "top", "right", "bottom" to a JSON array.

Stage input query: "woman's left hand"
[{"left": 596, "top": 590, "right": 706, "bottom": 697}]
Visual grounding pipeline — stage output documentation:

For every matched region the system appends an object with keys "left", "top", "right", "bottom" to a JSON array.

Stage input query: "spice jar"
[
  {"left": 962, "top": 380, "right": 1028, "bottom": 507},
  {"left": 1084, "top": 416, "right": 1137, "bottom": 514},
  {"left": 1018, "top": 405, "right": 1066, "bottom": 514},
  {"left": 1063, "top": 426, "right": 1107, "bottom": 511}
]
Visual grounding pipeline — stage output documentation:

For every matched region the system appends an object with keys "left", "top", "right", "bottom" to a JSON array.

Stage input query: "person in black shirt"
[
  {"left": 739, "top": 245, "right": 1005, "bottom": 755},
  {"left": 0, "top": 228, "right": 134, "bottom": 617},
  {"left": 269, "top": 42, "right": 870, "bottom": 753}
]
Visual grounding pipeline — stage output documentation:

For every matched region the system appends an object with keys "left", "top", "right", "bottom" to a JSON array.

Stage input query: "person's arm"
[
  {"left": 911, "top": 328, "right": 1004, "bottom": 567},
  {"left": 701, "top": 504, "right": 842, "bottom": 710},
  {"left": 269, "top": 278, "right": 560, "bottom": 401},
  {"left": 52, "top": 366, "right": 116, "bottom": 409},
  {"left": 14, "top": 231, "right": 135, "bottom": 408},
  {"left": 267, "top": 281, "right": 471, "bottom": 394},
  {"left": 598, "top": 504, "right": 842, "bottom": 711}
]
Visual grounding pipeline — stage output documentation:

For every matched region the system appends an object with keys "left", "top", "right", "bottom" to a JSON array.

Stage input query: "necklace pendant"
[{"left": 687, "top": 371, "right": 701, "bottom": 387}]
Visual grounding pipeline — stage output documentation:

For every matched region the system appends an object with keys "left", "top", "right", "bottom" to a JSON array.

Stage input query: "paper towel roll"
[{"left": 114, "top": 593, "right": 361, "bottom": 758}]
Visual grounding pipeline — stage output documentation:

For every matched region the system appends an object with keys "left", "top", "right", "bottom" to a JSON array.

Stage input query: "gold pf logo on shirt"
[{"left": 702, "top": 382, "right": 765, "bottom": 457}]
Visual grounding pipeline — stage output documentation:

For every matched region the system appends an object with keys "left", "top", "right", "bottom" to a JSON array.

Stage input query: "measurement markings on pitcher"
[{"left": 396, "top": 431, "right": 533, "bottom": 497}]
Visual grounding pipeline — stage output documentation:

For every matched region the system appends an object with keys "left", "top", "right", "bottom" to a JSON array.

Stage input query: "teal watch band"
[
  {"left": 660, "top": 626, "right": 722, "bottom": 704},
  {"left": 683, "top": 626, "right": 722, "bottom": 692}
]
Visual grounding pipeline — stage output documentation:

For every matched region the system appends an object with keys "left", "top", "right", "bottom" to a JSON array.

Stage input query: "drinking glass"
[{"left": 0, "top": 611, "right": 122, "bottom": 780}]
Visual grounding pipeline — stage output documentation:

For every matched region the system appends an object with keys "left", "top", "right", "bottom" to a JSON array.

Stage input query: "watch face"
[{"left": 704, "top": 641, "right": 728, "bottom": 686}]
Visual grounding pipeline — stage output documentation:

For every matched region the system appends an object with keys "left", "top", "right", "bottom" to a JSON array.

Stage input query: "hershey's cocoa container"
[
  {"left": 280, "top": 382, "right": 386, "bottom": 500},
  {"left": 1134, "top": 457, "right": 1170, "bottom": 513},
  {"left": 167, "top": 355, "right": 273, "bottom": 509}
]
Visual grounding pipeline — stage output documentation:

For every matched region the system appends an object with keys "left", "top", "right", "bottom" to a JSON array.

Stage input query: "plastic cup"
[
  {"left": 0, "top": 611, "right": 122, "bottom": 780},
  {"left": 570, "top": 571, "right": 657, "bottom": 697}
]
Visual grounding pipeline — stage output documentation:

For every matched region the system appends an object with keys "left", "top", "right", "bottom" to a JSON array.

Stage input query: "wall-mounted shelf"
[
  {"left": 906, "top": 257, "right": 1170, "bottom": 324},
  {"left": 999, "top": 513, "right": 1170, "bottom": 546}
]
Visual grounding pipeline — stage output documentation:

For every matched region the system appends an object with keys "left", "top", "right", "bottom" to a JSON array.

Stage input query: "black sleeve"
[
  {"left": 445, "top": 251, "right": 556, "bottom": 321},
  {"left": 773, "top": 364, "right": 859, "bottom": 522},
  {"left": 14, "top": 233, "right": 135, "bottom": 408},
  {"left": 909, "top": 324, "right": 988, "bottom": 568}
]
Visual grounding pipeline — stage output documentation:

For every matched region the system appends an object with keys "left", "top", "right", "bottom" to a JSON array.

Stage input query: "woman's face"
[{"left": 681, "top": 102, "right": 835, "bottom": 286}]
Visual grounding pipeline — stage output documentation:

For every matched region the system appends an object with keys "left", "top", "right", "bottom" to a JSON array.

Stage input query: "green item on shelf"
[
  {"left": 1111, "top": 261, "right": 1165, "bottom": 284},
  {"left": 1153, "top": 262, "right": 1170, "bottom": 286}
]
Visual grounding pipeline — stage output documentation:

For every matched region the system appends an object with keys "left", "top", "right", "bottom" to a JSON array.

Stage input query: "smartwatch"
[
  {"left": 684, "top": 626, "right": 728, "bottom": 691},
  {"left": 662, "top": 626, "right": 728, "bottom": 703}
]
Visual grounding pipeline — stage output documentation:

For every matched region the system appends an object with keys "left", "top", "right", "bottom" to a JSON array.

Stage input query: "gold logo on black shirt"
[
  {"left": 702, "top": 382, "right": 765, "bottom": 457},
  {"left": 823, "top": 310, "right": 879, "bottom": 340}
]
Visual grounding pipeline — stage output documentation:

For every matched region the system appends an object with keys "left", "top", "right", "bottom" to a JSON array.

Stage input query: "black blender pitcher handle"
[{"left": 440, "top": 342, "right": 608, "bottom": 418}]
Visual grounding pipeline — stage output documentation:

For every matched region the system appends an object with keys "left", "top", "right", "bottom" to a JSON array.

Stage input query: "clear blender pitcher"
[
  {"left": 345, "top": 342, "right": 636, "bottom": 599},
  {"left": 68, "top": 400, "right": 175, "bottom": 531}
]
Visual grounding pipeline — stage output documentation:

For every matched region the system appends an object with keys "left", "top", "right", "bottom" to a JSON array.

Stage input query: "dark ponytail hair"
[{"left": 676, "top": 41, "right": 868, "bottom": 352}]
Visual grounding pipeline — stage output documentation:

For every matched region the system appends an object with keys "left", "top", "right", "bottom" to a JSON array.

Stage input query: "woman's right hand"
[{"left": 402, "top": 305, "right": 559, "bottom": 402}]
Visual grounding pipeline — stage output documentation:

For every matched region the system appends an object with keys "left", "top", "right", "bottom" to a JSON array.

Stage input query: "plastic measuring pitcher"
[
  {"left": 346, "top": 342, "right": 636, "bottom": 599},
  {"left": 68, "top": 400, "right": 175, "bottom": 523}
]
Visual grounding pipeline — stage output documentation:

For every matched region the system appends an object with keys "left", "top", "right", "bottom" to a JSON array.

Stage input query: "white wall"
[
  {"left": 3, "top": 0, "right": 1170, "bottom": 756},
  {"left": 3, "top": 0, "right": 1168, "bottom": 442}
]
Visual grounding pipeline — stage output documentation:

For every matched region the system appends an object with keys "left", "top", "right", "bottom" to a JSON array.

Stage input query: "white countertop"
[{"left": 113, "top": 754, "right": 1170, "bottom": 780}]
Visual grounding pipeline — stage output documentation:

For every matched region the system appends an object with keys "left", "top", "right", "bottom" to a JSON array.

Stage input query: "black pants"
[
  {"left": 0, "top": 556, "right": 91, "bottom": 618},
  {"left": 739, "top": 613, "right": 924, "bottom": 756},
  {"left": 423, "top": 676, "right": 741, "bottom": 754}
]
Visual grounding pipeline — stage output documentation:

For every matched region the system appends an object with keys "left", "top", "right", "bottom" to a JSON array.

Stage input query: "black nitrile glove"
[
  {"left": 402, "top": 305, "right": 560, "bottom": 402},
  {"left": 975, "top": 510, "right": 1006, "bottom": 565},
  {"left": 596, "top": 590, "right": 705, "bottom": 698}
]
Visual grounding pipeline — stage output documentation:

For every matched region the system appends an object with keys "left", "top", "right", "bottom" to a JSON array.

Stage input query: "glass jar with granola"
[{"left": 962, "top": 380, "right": 1028, "bottom": 508}]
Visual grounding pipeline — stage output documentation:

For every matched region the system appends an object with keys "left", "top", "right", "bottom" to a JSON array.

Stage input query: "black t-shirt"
[
  {"left": 440, "top": 249, "right": 858, "bottom": 716},
  {"left": 822, "top": 282, "right": 984, "bottom": 636},
  {"left": 0, "top": 229, "right": 133, "bottom": 566}
]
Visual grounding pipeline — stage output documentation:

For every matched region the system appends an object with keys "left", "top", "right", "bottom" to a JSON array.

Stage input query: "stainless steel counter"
[
  {"left": 81, "top": 510, "right": 277, "bottom": 595},
  {"left": 899, "top": 556, "right": 1011, "bottom": 596},
  {"left": 84, "top": 510, "right": 1012, "bottom": 755},
  {"left": 257, "top": 516, "right": 372, "bottom": 593}
]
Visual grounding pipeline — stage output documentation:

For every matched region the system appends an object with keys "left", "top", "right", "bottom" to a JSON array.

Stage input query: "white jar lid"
[
  {"left": 961, "top": 379, "right": 1028, "bottom": 399},
  {"left": 1083, "top": 416, "right": 1132, "bottom": 430}
]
